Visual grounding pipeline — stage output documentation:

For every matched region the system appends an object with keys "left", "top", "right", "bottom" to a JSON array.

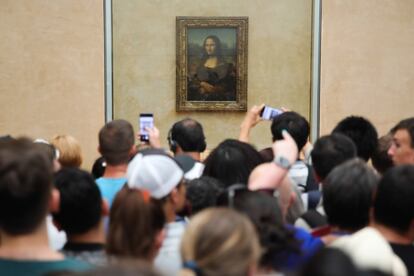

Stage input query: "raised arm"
[{"left": 239, "top": 104, "right": 265, "bottom": 143}]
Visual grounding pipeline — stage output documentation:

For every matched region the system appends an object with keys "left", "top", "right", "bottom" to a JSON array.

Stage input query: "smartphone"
[
  {"left": 260, "top": 105, "right": 282, "bottom": 120},
  {"left": 139, "top": 113, "right": 154, "bottom": 142}
]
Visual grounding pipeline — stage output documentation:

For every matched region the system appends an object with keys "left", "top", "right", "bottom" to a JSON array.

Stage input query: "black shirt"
[{"left": 390, "top": 243, "right": 414, "bottom": 276}]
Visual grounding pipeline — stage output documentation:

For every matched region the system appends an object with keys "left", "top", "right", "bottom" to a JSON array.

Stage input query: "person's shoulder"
[
  {"left": 0, "top": 257, "right": 93, "bottom": 276},
  {"left": 96, "top": 177, "right": 127, "bottom": 186},
  {"left": 56, "top": 257, "right": 93, "bottom": 270}
]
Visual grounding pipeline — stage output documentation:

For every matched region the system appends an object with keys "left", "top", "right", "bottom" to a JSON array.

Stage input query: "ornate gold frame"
[{"left": 176, "top": 17, "right": 248, "bottom": 111}]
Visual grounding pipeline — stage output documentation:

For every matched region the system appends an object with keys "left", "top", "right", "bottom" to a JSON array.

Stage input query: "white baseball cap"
[{"left": 127, "top": 149, "right": 184, "bottom": 199}]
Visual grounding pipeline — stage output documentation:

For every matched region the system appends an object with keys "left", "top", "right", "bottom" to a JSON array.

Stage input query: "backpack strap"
[
  {"left": 304, "top": 164, "right": 319, "bottom": 192},
  {"left": 307, "top": 190, "right": 321, "bottom": 210}
]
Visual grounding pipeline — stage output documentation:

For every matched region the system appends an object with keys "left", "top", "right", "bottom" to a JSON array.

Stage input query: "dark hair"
[
  {"left": 390, "top": 117, "right": 414, "bottom": 147},
  {"left": 99, "top": 119, "right": 135, "bottom": 166},
  {"left": 371, "top": 134, "right": 393, "bottom": 174},
  {"left": 107, "top": 187, "right": 165, "bottom": 260},
  {"left": 202, "top": 139, "right": 264, "bottom": 187},
  {"left": 259, "top": 147, "right": 274, "bottom": 162},
  {"left": 0, "top": 135, "right": 14, "bottom": 143},
  {"left": 271, "top": 111, "right": 310, "bottom": 151},
  {"left": 300, "top": 247, "right": 358, "bottom": 276},
  {"left": 168, "top": 118, "right": 206, "bottom": 153},
  {"left": 374, "top": 165, "right": 414, "bottom": 234},
  {"left": 33, "top": 142, "right": 58, "bottom": 165},
  {"left": 332, "top": 116, "right": 378, "bottom": 161},
  {"left": 201, "top": 35, "right": 223, "bottom": 62},
  {"left": 323, "top": 159, "right": 378, "bottom": 232},
  {"left": 230, "top": 191, "right": 301, "bottom": 271},
  {"left": 186, "top": 176, "right": 224, "bottom": 216},
  {"left": 0, "top": 138, "right": 53, "bottom": 235},
  {"left": 52, "top": 168, "right": 102, "bottom": 235},
  {"left": 91, "top": 156, "right": 106, "bottom": 179},
  {"left": 311, "top": 133, "right": 357, "bottom": 180}
]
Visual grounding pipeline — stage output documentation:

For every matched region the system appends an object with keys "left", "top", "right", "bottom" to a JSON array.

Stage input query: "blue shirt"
[
  {"left": 275, "top": 225, "right": 324, "bottom": 271},
  {"left": 96, "top": 177, "right": 127, "bottom": 207}
]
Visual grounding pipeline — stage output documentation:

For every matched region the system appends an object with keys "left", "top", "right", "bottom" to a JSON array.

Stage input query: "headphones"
[
  {"left": 167, "top": 122, "right": 207, "bottom": 153},
  {"left": 167, "top": 128, "right": 178, "bottom": 153}
]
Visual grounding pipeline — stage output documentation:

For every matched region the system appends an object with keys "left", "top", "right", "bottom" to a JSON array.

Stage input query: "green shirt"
[{"left": 0, "top": 257, "right": 92, "bottom": 276}]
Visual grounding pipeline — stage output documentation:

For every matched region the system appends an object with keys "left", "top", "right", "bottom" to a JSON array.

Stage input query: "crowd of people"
[{"left": 0, "top": 106, "right": 413, "bottom": 276}]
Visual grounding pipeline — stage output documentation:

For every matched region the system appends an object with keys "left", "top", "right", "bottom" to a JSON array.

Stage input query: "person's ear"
[
  {"left": 49, "top": 188, "right": 60, "bottom": 213},
  {"left": 170, "top": 187, "right": 179, "bottom": 205},
  {"left": 155, "top": 229, "right": 165, "bottom": 252},
  {"left": 53, "top": 159, "right": 61, "bottom": 172},
  {"left": 101, "top": 199, "right": 110, "bottom": 216},
  {"left": 129, "top": 145, "right": 137, "bottom": 157}
]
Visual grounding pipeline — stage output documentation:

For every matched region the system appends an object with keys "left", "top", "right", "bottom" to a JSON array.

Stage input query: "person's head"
[
  {"left": 51, "top": 134, "right": 83, "bottom": 167},
  {"left": 248, "top": 163, "right": 299, "bottom": 222},
  {"left": 185, "top": 176, "right": 224, "bottom": 216},
  {"left": 230, "top": 191, "right": 300, "bottom": 271},
  {"left": 91, "top": 156, "right": 106, "bottom": 179},
  {"left": 0, "top": 138, "right": 54, "bottom": 235},
  {"left": 98, "top": 119, "right": 135, "bottom": 166},
  {"left": 107, "top": 187, "right": 166, "bottom": 261},
  {"left": 168, "top": 118, "right": 206, "bottom": 155},
  {"left": 332, "top": 116, "right": 378, "bottom": 162},
  {"left": 311, "top": 133, "right": 357, "bottom": 181},
  {"left": 180, "top": 208, "right": 261, "bottom": 276},
  {"left": 258, "top": 147, "right": 274, "bottom": 162},
  {"left": 388, "top": 117, "right": 414, "bottom": 165},
  {"left": 271, "top": 112, "right": 310, "bottom": 151},
  {"left": 203, "top": 139, "right": 264, "bottom": 187},
  {"left": 127, "top": 149, "right": 186, "bottom": 216},
  {"left": 73, "top": 261, "right": 161, "bottom": 276},
  {"left": 371, "top": 134, "right": 394, "bottom": 174},
  {"left": 33, "top": 139, "right": 61, "bottom": 172},
  {"left": 202, "top": 35, "right": 222, "bottom": 58},
  {"left": 300, "top": 247, "right": 359, "bottom": 276},
  {"left": 52, "top": 168, "right": 105, "bottom": 237},
  {"left": 323, "top": 159, "right": 379, "bottom": 232},
  {"left": 373, "top": 165, "right": 414, "bottom": 236}
]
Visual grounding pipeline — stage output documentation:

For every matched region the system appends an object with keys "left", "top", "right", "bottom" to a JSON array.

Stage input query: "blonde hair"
[
  {"left": 180, "top": 208, "right": 261, "bottom": 276},
  {"left": 50, "top": 134, "right": 83, "bottom": 167}
]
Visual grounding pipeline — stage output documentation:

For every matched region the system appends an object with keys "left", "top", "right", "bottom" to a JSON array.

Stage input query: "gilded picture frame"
[{"left": 176, "top": 17, "right": 248, "bottom": 111}]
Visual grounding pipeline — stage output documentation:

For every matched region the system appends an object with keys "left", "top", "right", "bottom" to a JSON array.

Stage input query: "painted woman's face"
[{"left": 204, "top": 38, "right": 216, "bottom": 56}]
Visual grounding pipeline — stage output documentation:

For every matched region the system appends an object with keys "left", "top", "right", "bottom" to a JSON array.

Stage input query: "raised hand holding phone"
[
  {"left": 260, "top": 105, "right": 283, "bottom": 120},
  {"left": 139, "top": 113, "right": 153, "bottom": 142}
]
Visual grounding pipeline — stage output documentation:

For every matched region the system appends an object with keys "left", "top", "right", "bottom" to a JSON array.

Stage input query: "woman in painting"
[{"left": 188, "top": 35, "right": 236, "bottom": 101}]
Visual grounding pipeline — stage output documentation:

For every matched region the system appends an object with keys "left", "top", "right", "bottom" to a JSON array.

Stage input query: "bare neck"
[
  {"left": 103, "top": 163, "right": 128, "bottom": 178},
  {"left": 67, "top": 219, "right": 106, "bottom": 244},
  {"left": 372, "top": 222, "right": 414, "bottom": 245},
  {"left": 0, "top": 221, "right": 64, "bottom": 260}
]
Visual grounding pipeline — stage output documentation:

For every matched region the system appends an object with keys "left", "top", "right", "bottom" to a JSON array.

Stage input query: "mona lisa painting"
[{"left": 176, "top": 17, "right": 248, "bottom": 111}]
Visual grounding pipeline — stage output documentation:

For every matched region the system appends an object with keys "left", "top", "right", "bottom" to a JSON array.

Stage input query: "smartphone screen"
[
  {"left": 260, "top": 106, "right": 282, "bottom": 120},
  {"left": 139, "top": 113, "right": 153, "bottom": 142}
]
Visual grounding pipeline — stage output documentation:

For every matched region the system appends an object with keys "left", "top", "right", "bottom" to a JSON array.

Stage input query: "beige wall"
[
  {"left": 113, "top": 0, "right": 313, "bottom": 151},
  {"left": 3, "top": 1, "right": 410, "bottom": 167},
  {"left": 0, "top": 1, "right": 105, "bottom": 169},
  {"left": 320, "top": 1, "right": 414, "bottom": 136}
]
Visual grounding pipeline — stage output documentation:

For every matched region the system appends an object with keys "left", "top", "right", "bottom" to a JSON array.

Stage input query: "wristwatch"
[{"left": 273, "top": 155, "right": 292, "bottom": 170}]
